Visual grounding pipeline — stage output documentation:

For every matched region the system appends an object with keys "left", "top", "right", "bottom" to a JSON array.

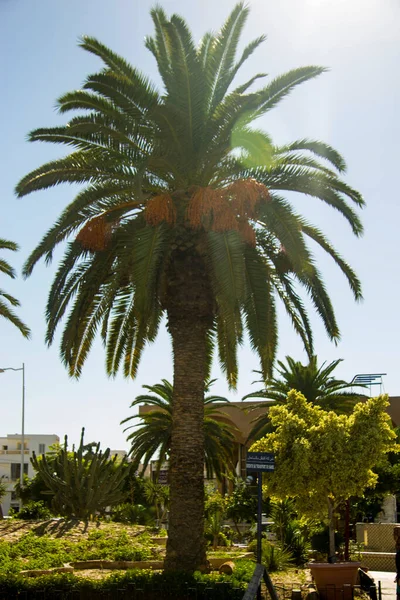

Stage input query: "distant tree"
[
  {"left": 244, "top": 355, "right": 367, "bottom": 441},
  {"left": 144, "top": 480, "right": 169, "bottom": 526},
  {"left": 31, "top": 428, "right": 131, "bottom": 520},
  {"left": 225, "top": 478, "right": 258, "bottom": 537},
  {"left": 122, "top": 379, "right": 238, "bottom": 480},
  {"left": 0, "top": 239, "right": 30, "bottom": 338},
  {"left": 251, "top": 391, "right": 397, "bottom": 560},
  {"left": 15, "top": 473, "right": 53, "bottom": 509}
]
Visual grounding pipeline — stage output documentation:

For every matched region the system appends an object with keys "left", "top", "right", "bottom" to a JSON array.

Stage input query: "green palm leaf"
[
  {"left": 0, "top": 239, "right": 30, "bottom": 338},
  {"left": 122, "top": 379, "right": 237, "bottom": 479},
  {"left": 244, "top": 355, "right": 368, "bottom": 443}
]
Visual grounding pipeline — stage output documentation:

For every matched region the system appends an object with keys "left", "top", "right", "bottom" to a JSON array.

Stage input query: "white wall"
[{"left": 0, "top": 433, "right": 59, "bottom": 516}]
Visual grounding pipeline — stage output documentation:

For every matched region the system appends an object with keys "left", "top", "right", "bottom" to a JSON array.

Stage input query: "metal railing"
[
  {"left": 0, "top": 580, "right": 246, "bottom": 599},
  {"left": 242, "top": 564, "right": 279, "bottom": 600},
  {"left": 242, "top": 566, "right": 382, "bottom": 600}
]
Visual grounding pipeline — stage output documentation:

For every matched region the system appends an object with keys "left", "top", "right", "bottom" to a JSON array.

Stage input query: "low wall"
[{"left": 360, "top": 552, "right": 396, "bottom": 572}]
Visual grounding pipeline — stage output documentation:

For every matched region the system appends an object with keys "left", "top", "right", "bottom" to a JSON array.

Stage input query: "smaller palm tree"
[
  {"left": 122, "top": 379, "right": 238, "bottom": 480},
  {"left": 144, "top": 480, "right": 169, "bottom": 526},
  {"left": 0, "top": 239, "right": 30, "bottom": 338},
  {"left": 243, "top": 355, "right": 367, "bottom": 441}
]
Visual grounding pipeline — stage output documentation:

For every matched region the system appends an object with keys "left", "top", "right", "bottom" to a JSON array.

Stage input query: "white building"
[{"left": 0, "top": 433, "right": 59, "bottom": 515}]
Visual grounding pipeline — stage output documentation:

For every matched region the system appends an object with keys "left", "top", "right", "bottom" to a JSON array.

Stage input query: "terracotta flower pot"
[{"left": 308, "top": 562, "right": 361, "bottom": 600}]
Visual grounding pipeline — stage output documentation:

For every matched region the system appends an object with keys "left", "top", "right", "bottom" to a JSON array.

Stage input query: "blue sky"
[{"left": 1, "top": 0, "right": 399, "bottom": 451}]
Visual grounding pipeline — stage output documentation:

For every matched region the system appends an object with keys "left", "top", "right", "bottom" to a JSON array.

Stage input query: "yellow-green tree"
[{"left": 251, "top": 391, "right": 397, "bottom": 560}]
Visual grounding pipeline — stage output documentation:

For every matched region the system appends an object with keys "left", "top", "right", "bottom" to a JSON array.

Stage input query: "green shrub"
[
  {"left": 15, "top": 500, "right": 53, "bottom": 521},
  {"left": 282, "top": 520, "right": 310, "bottom": 566},
  {"left": 205, "top": 489, "right": 227, "bottom": 518},
  {"left": 111, "top": 502, "right": 154, "bottom": 525},
  {"left": 248, "top": 539, "right": 293, "bottom": 571},
  {"left": 0, "top": 566, "right": 251, "bottom": 598}
]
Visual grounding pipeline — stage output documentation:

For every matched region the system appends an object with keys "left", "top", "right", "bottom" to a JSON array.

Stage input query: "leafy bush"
[
  {"left": 0, "top": 565, "right": 251, "bottom": 598},
  {"left": 205, "top": 489, "right": 227, "bottom": 518},
  {"left": 205, "top": 511, "right": 232, "bottom": 550},
  {"left": 225, "top": 479, "right": 257, "bottom": 538},
  {"left": 248, "top": 539, "right": 293, "bottom": 571},
  {"left": 269, "top": 498, "right": 297, "bottom": 544},
  {"left": 111, "top": 502, "right": 154, "bottom": 525},
  {"left": 268, "top": 499, "right": 311, "bottom": 565},
  {"left": 15, "top": 500, "right": 53, "bottom": 521},
  {"left": 283, "top": 521, "right": 310, "bottom": 566}
]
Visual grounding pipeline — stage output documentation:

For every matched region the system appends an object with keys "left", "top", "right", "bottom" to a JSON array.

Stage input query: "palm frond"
[{"left": 0, "top": 299, "right": 30, "bottom": 338}]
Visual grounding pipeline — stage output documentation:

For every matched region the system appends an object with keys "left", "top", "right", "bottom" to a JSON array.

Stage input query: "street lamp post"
[{"left": 0, "top": 364, "right": 26, "bottom": 487}]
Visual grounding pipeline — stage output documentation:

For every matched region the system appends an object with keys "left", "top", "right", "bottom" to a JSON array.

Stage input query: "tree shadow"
[
  {"left": 0, "top": 521, "right": 29, "bottom": 538},
  {"left": 32, "top": 518, "right": 84, "bottom": 537}
]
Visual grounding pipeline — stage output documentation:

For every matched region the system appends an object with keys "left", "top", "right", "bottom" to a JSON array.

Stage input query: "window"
[
  {"left": 11, "top": 492, "right": 17, "bottom": 501},
  {"left": 10, "top": 464, "right": 28, "bottom": 480},
  {"left": 38, "top": 443, "right": 46, "bottom": 454},
  {"left": 2, "top": 445, "right": 8, "bottom": 451}
]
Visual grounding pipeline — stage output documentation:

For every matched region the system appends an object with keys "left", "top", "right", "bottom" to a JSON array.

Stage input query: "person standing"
[{"left": 393, "top": 526, "right": 400, "bottom": 600}]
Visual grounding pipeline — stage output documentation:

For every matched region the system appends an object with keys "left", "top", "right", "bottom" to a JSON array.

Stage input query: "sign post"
[{"left": 246, "top": 452, "right": 275, "bottom": 566}]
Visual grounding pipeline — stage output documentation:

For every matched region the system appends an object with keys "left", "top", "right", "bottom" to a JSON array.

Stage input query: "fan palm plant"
[
  {"left": 0, "top": 239, "right": 30, "bottom": 338},
  {"left": 244, "top": 355, "right": 367, "bottom": 441},
  {"left": 16, "top": 4, "right": 363, "bottom": 570},
  {"left": 122, "top": 379, "right": 238, "bottom": 480}
]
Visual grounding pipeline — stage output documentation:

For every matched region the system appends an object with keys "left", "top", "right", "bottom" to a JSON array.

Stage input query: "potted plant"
[{"left": 251, "top": 391, "right": 396, "bottom": 595}]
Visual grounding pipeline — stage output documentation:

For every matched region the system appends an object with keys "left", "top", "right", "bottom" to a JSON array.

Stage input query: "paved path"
[{"left": 369, "top": 571, "right": 397, "bottom": 600}]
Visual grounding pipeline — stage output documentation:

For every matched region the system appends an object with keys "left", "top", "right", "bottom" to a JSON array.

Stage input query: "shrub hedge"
[{"left": 0, "top": 564, "right": 253, "bottom": 599}]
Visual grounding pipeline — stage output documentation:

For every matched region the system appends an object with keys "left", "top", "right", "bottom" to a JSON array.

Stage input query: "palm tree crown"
[
  {"left": 0, "top": 239, "right": 30, "bottom": 338},
  {"left": 16, "top": 4, "right": 363, "bottom": 385},
  {"left": 15, "top": 3, "right": 363, "bottom": 571},
  {"left": 122, "top": 379, "right": 238, "bottom": 480},
  {"left": 244, "top": 355, "right": 367, "bottom": 441}
]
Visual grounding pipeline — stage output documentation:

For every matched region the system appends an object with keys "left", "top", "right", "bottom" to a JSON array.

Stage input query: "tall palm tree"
[
  {"left": 16, "top": 5, "right": 363, "bottom": 570},
  {"left": 244, "top": 355, "right": 367, "bottom": 441},
  {"left": 0, "top": 239, "right": 30, "bottom": 338},
  {"left": 122, "top": 379, "right": 238, "bottom": 481}
]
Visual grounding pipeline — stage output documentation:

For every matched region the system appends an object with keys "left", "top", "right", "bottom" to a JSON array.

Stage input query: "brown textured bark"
[
  {"left": 328, "top": 498, "right": 336, "bottom": 562},
  {"left": 344, "top": 499, "right": 350, "bottom": 561},
  {"left": 163, "top": 251, "right": 213, "bottom": 572}
]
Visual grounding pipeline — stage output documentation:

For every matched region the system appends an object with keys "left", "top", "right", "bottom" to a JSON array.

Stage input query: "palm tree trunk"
[
  {"left": 164, "top": 253, "right": 214, "bottom": 572},
  {"left": 165, "top": 315, "right": 209, "bottom": 571}
]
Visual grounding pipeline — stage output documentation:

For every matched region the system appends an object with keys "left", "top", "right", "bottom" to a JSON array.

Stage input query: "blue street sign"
[{"left": 246, "top": 452, "right": 275, "bottom": 472}]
